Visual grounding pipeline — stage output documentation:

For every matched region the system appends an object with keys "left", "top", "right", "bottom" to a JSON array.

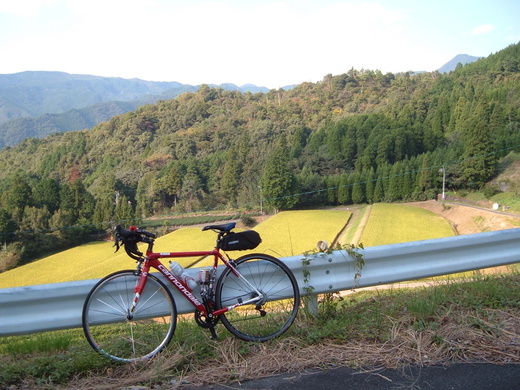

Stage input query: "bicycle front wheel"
[
  {"left": 82, "top": 270, "right": 177, "bottom": 362},
  {"left": 215, "top": 253, "right": 300, "bottom": 342}
]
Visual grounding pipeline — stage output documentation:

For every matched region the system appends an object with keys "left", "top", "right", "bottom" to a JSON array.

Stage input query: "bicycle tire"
[
  {"left": 215, "top": 253, "right": 300, "bottom": 342},
  {"left": 82, "top": 270, "right": 177, "bottom": 362}
]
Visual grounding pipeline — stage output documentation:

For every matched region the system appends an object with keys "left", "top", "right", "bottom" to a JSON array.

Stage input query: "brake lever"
[
  {"left": 113, "top": 225, "right": 124, "bottom": 253},
  {"left": 113, "top": 239, "right": 121, "bottom": 253}
]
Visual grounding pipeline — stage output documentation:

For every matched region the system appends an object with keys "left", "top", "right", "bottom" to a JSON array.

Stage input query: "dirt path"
[
  {"left": 405, "top": 200, "right": 520, "bottom": 235},
  {"left": 351, "top": 204, "right": 371, "bottom": 244}
]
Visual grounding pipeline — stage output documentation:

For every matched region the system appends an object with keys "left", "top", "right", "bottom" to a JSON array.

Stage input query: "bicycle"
[{"left": 82, "top": 223, "right": 300, "bottom": 362}]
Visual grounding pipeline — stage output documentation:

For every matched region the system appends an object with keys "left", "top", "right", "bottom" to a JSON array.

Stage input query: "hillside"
[
  {"left": 409, "top": 201, "right": 520, "bottom": 234},
  {"left": 0, "top": 71, "right": 273, "bottom": 147},
  {"left": 0, "top": 42, "right": 519, "bottom": 270},
  {"left": 0, "top": 52, "right": 489, "bottom": 148}
]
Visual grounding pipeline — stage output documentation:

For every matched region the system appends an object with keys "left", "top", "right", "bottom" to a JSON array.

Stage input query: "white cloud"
[{"left": 472, "top": 24, "right": 495, "bottom": 35}]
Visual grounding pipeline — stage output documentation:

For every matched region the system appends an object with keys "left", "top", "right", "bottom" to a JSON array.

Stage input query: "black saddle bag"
[{"left": 219, "top": 230, "right": 262, "bottom": 251}]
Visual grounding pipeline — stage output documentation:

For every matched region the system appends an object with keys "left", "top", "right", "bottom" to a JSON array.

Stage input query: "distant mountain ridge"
[
  {"left": 0, "top": 71, "right": 275, "bottom": 148},
  {"left": 0, "top": 53, "right": 482, "bottom": 148},
  {"left": 437, "top": 54, "right": 483, "bottom": 73}
]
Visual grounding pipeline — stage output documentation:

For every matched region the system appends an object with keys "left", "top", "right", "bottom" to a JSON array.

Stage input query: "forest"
[{"left": 0, "top": 42, "right": 519, "bottom": 271}]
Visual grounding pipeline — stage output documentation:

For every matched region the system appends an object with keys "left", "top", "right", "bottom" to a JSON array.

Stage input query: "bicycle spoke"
[
  {"left": 82, "top": 271, "right": 177, "bottom": 362},
  {"left": 216, "top": 254, "right": 299, "bottom": 342}
]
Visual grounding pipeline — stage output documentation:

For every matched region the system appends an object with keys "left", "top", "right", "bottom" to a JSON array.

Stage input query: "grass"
[
  {"left": 140, "top": 213, "right": 245, "bottom": 230},
  {"left": 490, "top": 191, "right": 520, "bottom": 214},
  {"left": 0, "top": 272, "right": 518, "bottom": 389},
  {"left": 335, "top": 205, "right": 367, "bottom": 245},
  {"left": 359, "top": 203, "right": 455, "bottom": 246}
]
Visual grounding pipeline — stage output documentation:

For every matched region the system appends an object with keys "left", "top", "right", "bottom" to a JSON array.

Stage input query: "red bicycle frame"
[{"left": 130, "top": 246, "right": 251, "bottom": 318}]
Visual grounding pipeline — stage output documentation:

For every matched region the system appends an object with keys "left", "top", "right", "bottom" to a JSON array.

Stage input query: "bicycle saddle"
[{"left": 202, "top": 222, "right": 236, "bottom": 232}]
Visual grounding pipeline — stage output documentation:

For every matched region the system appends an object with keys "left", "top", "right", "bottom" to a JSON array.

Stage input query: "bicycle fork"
[{"left": 127, "top": 270, "right": 148, "bottom": 320}]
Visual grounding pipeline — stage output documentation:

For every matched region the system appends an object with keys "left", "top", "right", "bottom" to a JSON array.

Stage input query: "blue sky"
[{"left": 0, "top": 0, "right": 519, "bottom": 88}]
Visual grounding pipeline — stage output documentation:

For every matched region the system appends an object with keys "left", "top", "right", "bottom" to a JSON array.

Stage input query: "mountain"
[
  {"left": 0, "top": 50, "right": 497, "bottom": 148},
  {"left": 0, "top": 101, "right": 140, "bottom": 147},
  {"left": 0, "top": 71, "right": 271, "bottom": 148},
  {"left": 438, "top": 54, "right": 483, "bottom": 73},
  {"left": 0, "top": 71, "right": 186, "bottom": 121}
]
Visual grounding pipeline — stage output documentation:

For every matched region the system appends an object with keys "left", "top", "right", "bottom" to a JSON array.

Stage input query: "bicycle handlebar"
[{"left": 114, "top": 224, "right": 156, "bottom": 261}]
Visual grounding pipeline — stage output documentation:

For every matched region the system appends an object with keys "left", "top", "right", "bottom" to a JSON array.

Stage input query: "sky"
[{"left": 0, "top": 0, "right": 519, "bottom": 89}]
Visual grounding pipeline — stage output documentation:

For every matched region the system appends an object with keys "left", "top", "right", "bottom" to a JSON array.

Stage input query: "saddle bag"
[{"left": 220, "top": 230, "right": 262, "bottom": 251}]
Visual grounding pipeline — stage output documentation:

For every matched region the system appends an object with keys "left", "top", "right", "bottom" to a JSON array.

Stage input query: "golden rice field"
[
  {"left": 252, "top": 210, "right": 351, "bottom": 257},
  {"left": 0, "top": 210, "right": 351, "bottom": 287},
  {"left": 359, "top": 203, "right": 455, "bottom": 246},
  {"left": 193, "top": 209, "right": 351, "bottom": 267},
  {"left": 0, "top": 205, "right": 456, "bottom": 288}
]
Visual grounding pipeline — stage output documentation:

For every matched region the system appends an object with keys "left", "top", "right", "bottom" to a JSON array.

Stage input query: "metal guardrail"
[{"left": 1, "top": 228, "right": 519, "bottom": 336}]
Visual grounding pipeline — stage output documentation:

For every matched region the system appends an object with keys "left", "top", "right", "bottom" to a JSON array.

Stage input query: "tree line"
[{"left": 0, "top": 42, "right": 519, "bottom": 271}]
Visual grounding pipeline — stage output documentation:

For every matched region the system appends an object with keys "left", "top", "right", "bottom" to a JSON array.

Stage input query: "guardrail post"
[
  {"left": 299, "top": 249, "right": 343, "bottom": 317},
  {"left": 303, "top": 294, "right": 319, "bottom": 316}
]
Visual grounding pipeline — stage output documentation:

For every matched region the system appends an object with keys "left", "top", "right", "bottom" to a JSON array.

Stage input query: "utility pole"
[
  {"left": 439, "top": 166, "right": 446, "bottom": 200},
  {"left": 258, "top": 186, "right": 263, "bottom": 214}
]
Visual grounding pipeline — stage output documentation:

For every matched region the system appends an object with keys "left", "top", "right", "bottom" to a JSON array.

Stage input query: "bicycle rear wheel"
[
  {"left": 215, "top": 253, "right": 300, "bottom": 342},
  {"left": 82, "top": 270, "right": 177, "bottom": 362}
]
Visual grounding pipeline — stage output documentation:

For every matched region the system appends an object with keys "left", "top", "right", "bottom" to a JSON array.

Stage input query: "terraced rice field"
[{"left": 359, "top": 203, "right": 455, "bottom": 246}]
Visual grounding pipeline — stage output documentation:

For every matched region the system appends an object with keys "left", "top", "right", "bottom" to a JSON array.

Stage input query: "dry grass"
[
  {"left": 181, "top": 308, "right": 519, "bottom": 388},
  {"left": 6, "top": 272, "right": 509, "bottom": 390},
  {"left": 60, "top": 301, "right": 519, "bottom": 389}
]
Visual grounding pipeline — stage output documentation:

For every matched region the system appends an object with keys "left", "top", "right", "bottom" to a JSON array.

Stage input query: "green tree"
[
  {"left": 19, "top": 206, "right": 51, "bottom": 233},
  {"left": 136, "top": 172, "right": 156, "bottom": 217},
  {"left": 114, "top": 195, "right": 135, "bottom": 226},
  {"left": 180, "top": 169, "right": 204, "bottom": 213},
  {"left": 351, "top": 172, "right": 366, "bottom": 204},
  {"left": 372, "top": 173, "right": 384, "bottom": 203},
  {"left": 0, "top": 208, "right": 15, "bottom": 244},
  {"left": 32, "top": 178, "right": 60, "bottom": 214},
  {"left": 365, "top": 168, "right": 375, "bottom": 203},
  {"left": 460, "top": 103, "right": 498, "bottom": 188},
  {"left": 49, "top": 208, "right": 74, "bottom": 238},
  {"left": 260, "top": 136, "right": 297, "bottom": 211},
  {"left": 337, "top": 173, "right": 350, "bottom": 205},
  {"left": 93, "top": 196, "right": 115, "bottom": 230},
  {"left": 387, "top": 162, "right": 402, "bottom": 201},
  {"left": 220, "top": 146, "right": 241, "bottom": 203},
  {"left": 1, "top": 174, "right": 32, "bottom": 221},
  {"left": 60, "top": 179, "right": 95, "bottom": 222},
  {"left": 400, "top": 161, "right": 413, "bottom": 200},
  {"left": 416, "top": 153, "right": 432, "bottom": 193},
  {"left": 325, "top": 175, "right": 339, "bottom": 205}
]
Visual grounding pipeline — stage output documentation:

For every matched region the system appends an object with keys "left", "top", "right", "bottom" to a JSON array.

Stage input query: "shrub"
[
  {"left": 240, "top": 215, "right": 257, "bottom": 227},
  {"left": 483, "top": 185, "right": 501, "bottom": 199}
]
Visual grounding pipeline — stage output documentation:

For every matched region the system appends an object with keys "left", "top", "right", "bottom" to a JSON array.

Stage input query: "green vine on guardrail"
[
  {"left": 345, "top": 242, "right": 365, "bottom": 288},
  {"left": 300, "top": 241, "right": 365, "bottom": 316}
]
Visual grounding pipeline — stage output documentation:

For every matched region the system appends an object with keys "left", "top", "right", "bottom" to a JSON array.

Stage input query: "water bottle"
[
  {"left": 199, "top": 268, "right": 211, "bottom": 294},
  {"left": 169, "top": 261, "right": 197, "bottom": 290}
]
